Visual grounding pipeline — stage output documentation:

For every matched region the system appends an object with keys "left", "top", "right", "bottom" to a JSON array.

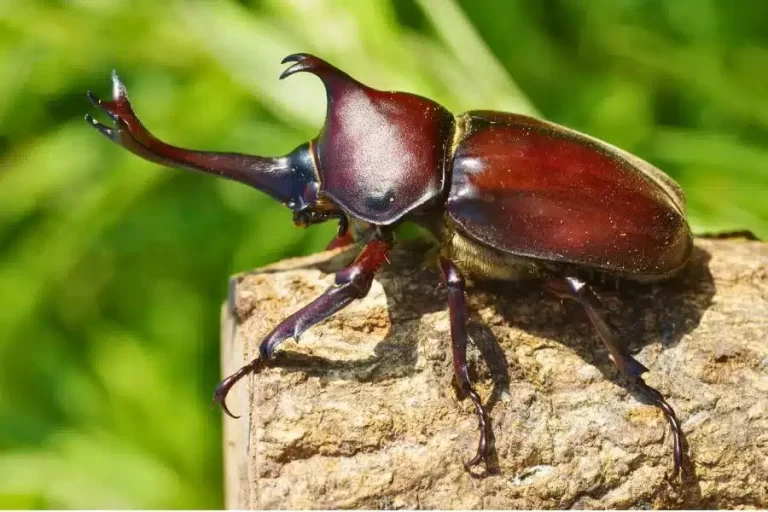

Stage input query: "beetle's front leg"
[
  {"left": 544, "top": 277, "right": 685, "bottom": 479},
  {"left": 214, "top": 236, "right": 392, "bottom": 418},
  {"left": 326, "top": 231, "right": 354, "bottom": 250},
  {"left": 439, "top": 258, "right": 492, "bottom": 472}
]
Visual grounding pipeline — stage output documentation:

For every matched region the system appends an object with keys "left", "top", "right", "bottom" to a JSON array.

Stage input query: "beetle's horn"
[
  {"left": 280, "top": 53, "right": 360, "bottom": 88},
  {"left": 279, "top": 53, "right": 370, "bottom": 109},
  {"left": 86, "top": 71, "right": 315, "bottom": 206}
]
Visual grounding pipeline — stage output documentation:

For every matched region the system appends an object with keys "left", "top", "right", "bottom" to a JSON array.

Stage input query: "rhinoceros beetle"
[{"left": 86, "top": 54, "right": 692, "bottom": 477}]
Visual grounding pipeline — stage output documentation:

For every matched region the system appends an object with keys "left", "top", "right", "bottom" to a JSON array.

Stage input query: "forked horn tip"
[
  {"left": 86, "top": 90, "right": 100, "bottom": 107},
  {"left": 279, "top": 61, "right": 305, "bottom": 80},
  {"left": 278, "top": 53, "right": 357, "bottom": 89},
  {"left": 281, "top": 53, "right": 310, "bottom": 65},
  {"left": 110, "top": 70, "right": 128, "bottom": 100}
]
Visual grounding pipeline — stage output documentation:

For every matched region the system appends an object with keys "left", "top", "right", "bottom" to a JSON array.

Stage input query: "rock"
[{"left": 222, "top": 238, "right": 768, "bottom": 509}]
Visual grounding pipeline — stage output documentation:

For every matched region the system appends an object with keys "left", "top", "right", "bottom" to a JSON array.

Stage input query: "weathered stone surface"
[{"left": 222, "top": 238, "right": 767, "bottom": 509}]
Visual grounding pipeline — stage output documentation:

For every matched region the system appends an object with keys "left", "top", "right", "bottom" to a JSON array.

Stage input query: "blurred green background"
[{"left": 0, "top": 0, "right": 765, "bottom": 508}]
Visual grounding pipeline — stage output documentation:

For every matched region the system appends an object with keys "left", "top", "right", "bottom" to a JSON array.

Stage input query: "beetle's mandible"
[{"left": 86, "top": 54, "right": 692, "bottom": 478}]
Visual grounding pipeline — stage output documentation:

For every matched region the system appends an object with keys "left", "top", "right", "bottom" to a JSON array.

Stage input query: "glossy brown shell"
[
  {"left": 446, "top": 112, "right": 692, "bottom": 278},
  {"left": 281, "top": 54, "right": 454, "bottom": 224}
]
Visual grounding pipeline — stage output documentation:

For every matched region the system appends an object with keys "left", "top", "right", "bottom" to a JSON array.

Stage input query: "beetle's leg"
[
  {"left": 326, "top": 231, "right": 354, "bottom": 250},
  {"left": 325, "top": 214, "right": 353, "bottom": 250},
  {"left": 214, "top": 236, "right": 392, "bottom": 418},
  {"left": 544, "top": 277, "right": 684, "bottom": 479},
  {"left": 439, "top": 258, "right": 491, "bottom": 471}
]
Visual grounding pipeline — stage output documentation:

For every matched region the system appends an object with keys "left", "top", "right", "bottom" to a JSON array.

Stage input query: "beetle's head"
[
  {"left": 86, "top": 54, "right": 452, "bottom": 231},
  {"left": 281, "top": 143, "right": 345, "bottom": 230}
]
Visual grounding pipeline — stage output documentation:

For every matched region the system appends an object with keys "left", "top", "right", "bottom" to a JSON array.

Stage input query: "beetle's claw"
[
  {"left": 463, "top": 452, "right": 484, "bottom": 470},
  {"left": 463, "top": 447, "right": 496, "bottom": 478},
  {"left": 666, "top": 416, "right": 684, "bottom": 481},
  {"left": 657, "top": 397, "right": 684, "bottom": 480},
  {"left": 212, "top": 360, "right": 264, "bottom": 419},
  {"left": 462, "top": 439, "right": 492, "bottom": 471},
  {"left": 212, "top": 380, "right": 241, "bottom": 420},
  {"left": 665, "top": 456, "right": 684, "bottom": 482},
  {"left": 459, "top": 387, "right": 494, "bottom": 476},
  {"left": 632, "top": 377, "right": 686, "bottom": 481}
]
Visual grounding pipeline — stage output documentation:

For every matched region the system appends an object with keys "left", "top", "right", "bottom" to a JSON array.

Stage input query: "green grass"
[{"left": 0, "top": 0, "right": 765, "bottom": 508}]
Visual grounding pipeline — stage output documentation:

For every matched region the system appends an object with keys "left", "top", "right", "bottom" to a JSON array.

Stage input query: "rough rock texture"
[{"left": 222, "top": 238, "right": 767, "bottom": 509}]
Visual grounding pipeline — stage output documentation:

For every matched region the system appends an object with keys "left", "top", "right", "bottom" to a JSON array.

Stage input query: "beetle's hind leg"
[
  {"left": 544, "top": 277, "right": 685, "bottom": 479},
  {"left": 439, "top": 258, "right": 493, "bottom": 473},
  {"left": 214, "top": 237, "right": 392, "bottom": 418}
]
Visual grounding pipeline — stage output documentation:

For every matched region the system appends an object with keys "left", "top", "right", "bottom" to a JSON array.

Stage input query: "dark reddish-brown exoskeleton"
[{"left": 86, "top": 54, "right": 692, "bottom": 477}]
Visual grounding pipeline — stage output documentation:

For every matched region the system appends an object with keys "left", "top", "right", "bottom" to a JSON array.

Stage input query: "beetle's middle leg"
[
  {"left": 439, "top": 257, "right": 492, "bottom": 471},
  {"left": 214, "top": 235, "right": 392, "bottom": 418},
  {"left": 544, "top": 277, "right": 685, "bottom": 479}
]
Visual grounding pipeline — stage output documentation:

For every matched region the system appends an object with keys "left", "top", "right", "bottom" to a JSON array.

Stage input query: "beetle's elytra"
[{"left": 86, "top": 54, "right": 692, "bottom": 478}]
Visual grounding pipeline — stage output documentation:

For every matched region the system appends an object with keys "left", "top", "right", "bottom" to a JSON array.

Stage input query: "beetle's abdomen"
[{"left": 446, "top": 112, "right": 692, "bottom": 279}]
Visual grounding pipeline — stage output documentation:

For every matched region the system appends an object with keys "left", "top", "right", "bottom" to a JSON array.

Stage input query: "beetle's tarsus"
[
  {"left": 462, "top": 387, "right": 491, "bottom": 471},
  {"left": 632, "top": 376, "right": 685, "bottom": 480}
]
